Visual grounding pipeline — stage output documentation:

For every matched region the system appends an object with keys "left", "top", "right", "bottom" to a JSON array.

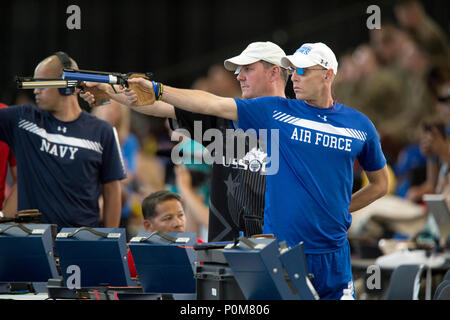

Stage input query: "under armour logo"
[
  {"left": 57, "top": 126, "right": 67, "bottom": 133},
  {"left": 317, "top": 115, "right": 327, "bottom": 122},
  {"left": 320, "top": 59, "right": 328, "bottom": 67}
]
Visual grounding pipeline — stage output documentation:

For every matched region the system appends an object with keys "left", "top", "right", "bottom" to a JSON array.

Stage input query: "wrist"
[{"left": 152, "top": 81, "right": 164, "bottom": 101}]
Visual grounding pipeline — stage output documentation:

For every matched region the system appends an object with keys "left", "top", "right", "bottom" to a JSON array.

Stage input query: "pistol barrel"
[{"left": 16, "top": 78, "right": 79, "bottom": 89}]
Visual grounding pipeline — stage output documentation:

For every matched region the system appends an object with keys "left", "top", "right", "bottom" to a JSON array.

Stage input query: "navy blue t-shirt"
[
  {"left": 0, "top": 105, "right": 126, "bottom": 228},
  {"left": 233, "top": 97, "right": 386, "bottom": 253}
]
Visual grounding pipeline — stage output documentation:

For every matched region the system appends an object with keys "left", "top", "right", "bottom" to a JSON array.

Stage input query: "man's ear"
[
  {"left": 271, "top": 65, "right": 281, "bottom": 82},
  {"left": 324, "top": 69, "right": 334, "bottom": 82},
  {"left": 143, "top": 219, "right": 153, "bottom": 232}
]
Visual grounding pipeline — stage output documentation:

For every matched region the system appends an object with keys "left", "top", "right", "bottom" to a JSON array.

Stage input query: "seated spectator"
[
  {"left": 127, "top": 190, "right": 204, "bottom": 278},
  {"left": 369, "top": 23, "right": 405, "bottom": 67},
  {"left": 140, "top": 191, "right": 186, "bottom": 234},
  {"left": 394, "top": 0, "right": 449, "bottom": 64},
  {"left": 394, "top": 143, "right": 428, "bottom": 199},
  {"left": 416, "top": 119, "right": 448, "bottom": 243}
]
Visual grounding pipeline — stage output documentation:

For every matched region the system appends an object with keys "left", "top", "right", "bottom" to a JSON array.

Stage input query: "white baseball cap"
[
  {"left": 281, "top": 42, "right": 338, "bottom": 75},
  {"left": 224, "top": 41, "right": 286, "bottom": 72}
]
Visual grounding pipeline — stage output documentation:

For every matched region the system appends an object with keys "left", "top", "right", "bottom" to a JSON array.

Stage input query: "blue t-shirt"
[
  {"left": 233, "top": 97, "right": 386, "bottom": 253},
  {"left": 120, "top": 133, "right": 140, "bottom": 219},
  {"left": 0, "top": 105, "right": 126, "bottom": 228},
  {"left": 122, "top": 133, "right": 139, "bottom": 176}
]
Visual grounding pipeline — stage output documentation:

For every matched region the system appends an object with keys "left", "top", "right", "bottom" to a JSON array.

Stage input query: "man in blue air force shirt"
[
  {"left": 0, "top": 53, "right": 126, "bottom": 229},
  {"left": 125, "top": 43, "right": 389, "bottom": 299}
]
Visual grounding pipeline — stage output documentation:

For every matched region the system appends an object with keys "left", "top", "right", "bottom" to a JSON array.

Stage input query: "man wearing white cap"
[
  {"left": 168, "top": 42, "right": 288, "bottom": 242},
  {"left": 123, "top": 41, "right": 389, "bottom": 299},
  {"left": 83, "top": 41, "right": 288, "bottom": 243},
  {"left": 224, "top": 41, "right": 288, "bottom": 99}
]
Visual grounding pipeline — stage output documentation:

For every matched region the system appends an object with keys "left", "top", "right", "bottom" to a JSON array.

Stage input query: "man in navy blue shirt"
[
  {"left": 0, "top": 52, "right": 126, "bottom": 229},
  {"left": 124, "top": 42, "right": 389, "bottom": 299}
]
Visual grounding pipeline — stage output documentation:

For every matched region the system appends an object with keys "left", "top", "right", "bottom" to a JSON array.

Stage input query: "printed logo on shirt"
[
  {"left": 18, "top": 119, "right": 103, "bottom": 160},
  {"left": 245, "top": 147, "right": 268, "bottom": 172},
  {"left": 272, "top": 110, "right": 367, "bottom": 153},
  {"left": 40, "top": 139, "right": 80, "bottom": 159},
  {"left": 221, "top": 147, "right": 268, "bottom": 173},
  {"left": 171, "top": 121, "right": 280, "bottom": 175}
]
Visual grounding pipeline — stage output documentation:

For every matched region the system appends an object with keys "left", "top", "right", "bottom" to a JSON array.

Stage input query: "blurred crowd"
[
  {"left": 330, "top": 1, "right": 450, "bottom": 299},
  {"left": 333, "top": 0, "right": 450, "bottom": 253}
]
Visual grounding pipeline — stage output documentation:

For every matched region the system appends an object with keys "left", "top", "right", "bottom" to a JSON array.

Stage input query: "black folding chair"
[
  {"left": 443, "top": 269, "right": 450, "bottom": 281},
  {"left": 384, "top": 264, "right": 425, "bottom": 300},
  {"left": 434, "top": 280, "right": 450, "bottom": 300}
]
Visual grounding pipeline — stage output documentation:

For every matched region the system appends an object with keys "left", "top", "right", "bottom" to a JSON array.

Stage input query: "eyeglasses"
[{"left": 289, "top": 67, "right": 326, "bottom": 75}]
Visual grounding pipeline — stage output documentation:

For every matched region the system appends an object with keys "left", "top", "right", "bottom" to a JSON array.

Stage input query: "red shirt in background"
[{"left": 0, "top": 103, "right": 16, "bottom": 209}]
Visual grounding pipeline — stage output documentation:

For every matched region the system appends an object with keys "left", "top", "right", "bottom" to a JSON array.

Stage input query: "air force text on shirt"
[
  {"left": 290, "top": 127, "right": 353, "bottom": 152},
  {"left": 272, "top": 110, "right": 369, "bottom": 153}
]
